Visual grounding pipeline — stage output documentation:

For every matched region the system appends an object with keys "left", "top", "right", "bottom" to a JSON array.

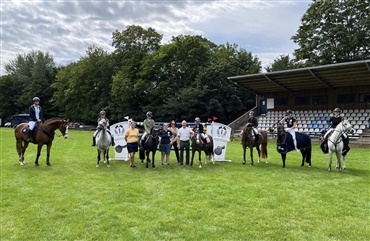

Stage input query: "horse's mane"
[{"left": 44, "top": 118, "right": 63, "bottom": 124}]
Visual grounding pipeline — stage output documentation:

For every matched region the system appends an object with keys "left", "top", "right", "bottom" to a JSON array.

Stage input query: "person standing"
[
  {"left": 280, "top": 109, "right": 299, "bottom": 152},
  {"left": 170, "top": 120, "right": 180, "bottom": 163},
  {"left": 27, "top": 97, "right": 43, "bottom": 141},
  {"left": 177, "top": 120, "right": 193, "bottom": 165},
  {"left": 125, "top": 121, "right": 139, "bottom": 168},
  {"left": 92, "top": 110, "right": 114, "bottom": 146},
  {"left": 158, "top": 123, "right": 173, "bottom": 165}
]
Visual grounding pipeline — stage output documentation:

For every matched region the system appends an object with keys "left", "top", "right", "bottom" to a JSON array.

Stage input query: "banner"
[
  {"left": 110, "top": 121, "right": 130, "bottom": 161},
  {"left": 206, "top": 122, "right": 232, "bottom": 162}
]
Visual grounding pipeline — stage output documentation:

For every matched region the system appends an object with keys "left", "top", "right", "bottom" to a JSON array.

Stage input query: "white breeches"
[
  {"left": 29, "top": 121, "right": 36, "bottom": 130},
  {"left": 286, "top": 128, "right": 298, "bottom": 148},
  {"left": 141, "top": 132, "right": 148, "bottom": 140},
  {"left": 324, "top": 128, "right": 334, "bottom": 139}
]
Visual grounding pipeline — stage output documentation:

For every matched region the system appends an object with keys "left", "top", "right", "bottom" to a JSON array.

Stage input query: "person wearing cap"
[
  {"left": 321, "top": 108, "right": 350, "bottom": 154},
  {"left": 280, "top": 109, "right": 299, "bottom": 151},
  {"left": 193, "top": 117, "right": 207, "bottom": 143},
  {"left": 27, "top": 97, "right": 43, "bottom": 141},
  {"left": 92, "top": 110, "right": 114, "bottom": 146},
  {"left": 245, "top": 111, "right": 259, "bottom": 145},
  {"left": 141, "top": 111, "right": 155, "bottom": 148}
]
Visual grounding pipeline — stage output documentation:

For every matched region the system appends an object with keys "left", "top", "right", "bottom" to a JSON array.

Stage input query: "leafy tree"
[
  {"left": 292, "top": 0, "right": 370, "bottom": 66},
  {"left": 52, "top": 46, "right": 114, "bottom": 123},
  {"left": 4, "top": 50, "right": 57, "bottom": 117},
  {"left": 265, "top": 55, "right": 304, "bottom": 72}
]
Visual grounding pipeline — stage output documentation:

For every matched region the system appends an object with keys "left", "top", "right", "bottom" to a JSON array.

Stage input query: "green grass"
[{"left": 1, "top": 128, "right": 369, "bottom": 240}]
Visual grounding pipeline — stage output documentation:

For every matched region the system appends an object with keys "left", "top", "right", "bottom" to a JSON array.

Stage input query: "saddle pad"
[{"left": 277, "top": 132, "right": 310, "bottom": 154}]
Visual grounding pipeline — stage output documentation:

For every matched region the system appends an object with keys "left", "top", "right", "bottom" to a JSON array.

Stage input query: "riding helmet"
[
  {"left": 100, "top": 110, "right": 106, "bottom": 115},
  {"left": 249, "top": 111, "right": 254, "bottom": 116},
  {"left": 195, "top": 117, "right": 200, "bottom": 122},
  {"left": 146, "top": 111, "right": 152, "bottom": 117},
  {"left": 33, "top": 97, "right": 40, "bottom": 102},
  {"left": 333, "top": 108, "right": 341, "bottom": 113},
  {"left": 286, "top": 109, "right": 293, "bottom": 115}
]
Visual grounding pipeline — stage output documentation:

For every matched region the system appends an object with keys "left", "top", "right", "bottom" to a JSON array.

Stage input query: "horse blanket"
[{"left": 277, "top": 132, "right": 311, "bottom": 154}]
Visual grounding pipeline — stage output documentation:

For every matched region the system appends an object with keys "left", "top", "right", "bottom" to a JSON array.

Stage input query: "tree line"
[{"left": 1, "top": 0, "right": 368, "bottom": 125}]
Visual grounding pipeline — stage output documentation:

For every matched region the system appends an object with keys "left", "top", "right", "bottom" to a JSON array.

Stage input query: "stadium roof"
[{"left": 228, "top": 59, "right": 370, "bottom": 95}]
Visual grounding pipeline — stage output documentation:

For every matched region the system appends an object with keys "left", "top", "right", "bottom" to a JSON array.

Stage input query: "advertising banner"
[
  {"left": 110, "top": 121, "right": 130, "bottom": 161},
  {"left": 206, "top": 122, "right": 232, "bottom": 162}
]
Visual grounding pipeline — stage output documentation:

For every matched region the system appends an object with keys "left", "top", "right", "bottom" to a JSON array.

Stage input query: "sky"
[{"left": 1, "top": 0, "right": 312, "bottom": 75}]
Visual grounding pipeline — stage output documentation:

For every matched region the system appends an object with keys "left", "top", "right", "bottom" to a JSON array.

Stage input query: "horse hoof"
[
  {"left": 35, "top": 163, "right": 39, "bottom": 166},
  {"left": 242, "top": 162, "right": 246, "bottom": 165},
  {"left": 107, "top": 165, "right": 110, "bottom": 168},
  {"left": 96, "top": 165, "right": 99, "bottom": 167},
  {"left": 266, "top": 161, "right": 268, "bottom": 164},
  {"left": 47, "top": 163, "right": 52, "bottom": 166},
  {"left": 199, "top": 165, "right": 202, "bottom": 168},
  {"left": 103, "top": 161, "right": 106, "bottom": 164},
  {"left": 19, "top": 162, "right": 24, "bottom": 166}
]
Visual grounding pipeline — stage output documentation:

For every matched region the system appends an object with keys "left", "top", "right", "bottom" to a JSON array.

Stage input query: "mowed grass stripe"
[{"left": 1, "top": 128, "right": 369, "bottom": 240}]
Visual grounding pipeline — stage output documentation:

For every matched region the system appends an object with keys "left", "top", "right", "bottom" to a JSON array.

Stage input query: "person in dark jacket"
[
  {"left": 246, "top": 111, "right": 260, "bottom": 145},
  {"left": 27, "top": 97, "right": 43, "bottom": 141}
]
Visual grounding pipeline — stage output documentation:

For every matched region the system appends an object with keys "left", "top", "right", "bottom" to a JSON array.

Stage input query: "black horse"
[
  {"left": 140, "top": 128, "right": 159, "bottom": 168},
  {"left": 274, "top": 122, "right": 312, "bottom": 168},
  {"left": 190, "top": 132, "right": 214, "bottom": 168}
]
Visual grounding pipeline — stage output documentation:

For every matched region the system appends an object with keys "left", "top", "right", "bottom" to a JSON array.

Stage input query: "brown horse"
[
  {"left": 14, "top": 118, "right": 69, "bottom": 166},
  {"left": 190, "top": 132, "right": 214, "bottom": 168},
  {"left": 241, "top": 125, "right": 268, "bottom": 166}
]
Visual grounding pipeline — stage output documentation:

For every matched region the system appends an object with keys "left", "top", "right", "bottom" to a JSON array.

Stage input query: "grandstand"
[{"left": 227, "top": 60, "right": 370, "bottom": 146}]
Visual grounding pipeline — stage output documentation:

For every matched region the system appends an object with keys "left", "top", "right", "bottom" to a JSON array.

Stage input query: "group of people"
[{"left": 93, "top": 110, "right": 208, "bottom": 168}]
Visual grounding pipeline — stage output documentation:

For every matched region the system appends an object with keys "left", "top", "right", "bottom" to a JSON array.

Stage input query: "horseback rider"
[
  {"left": 193, "top": 117, "right": 207, "bottom": 144},
  {"left": 280, "top": 109, "right": 299, "bottom": 152},
  {"left": 27, "top": 97, "right": 43, "bottom": 141},
  {"left": 320, "top": 108, "right": 350, "bottom": 155},
  {"left": 92, "top": 110, "right": 115, "bottom": 146},
  {"left": 141, "top": 111, "right": 155, "bottom": 148},
  {"left": 246, "top": 111, "right": 259, "bottom": 146}
]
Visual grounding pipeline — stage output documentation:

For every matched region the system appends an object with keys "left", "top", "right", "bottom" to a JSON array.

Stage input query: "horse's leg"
[
  {"left": 242, "top": 146, "right": 246, "bottom": 164},
  {"left": 191, "top": 150, "right": 195, "bottom": 167},
  {"left": 146, "top": 151, "right": 149, "bottom": 168},
  {"left": 328, "top": 151, "right": 333, "bottom": 172},
  {"left": 250, "top": 146, "right": 254, "bottom": 166},
  {"left": 281, "top": 154, "right": 286, "bottom": 168},
  {"left": 342, "top": 155, "right": 346, "bottom": 170},
  {"left": 152, "top": 151, "right": 155, "bottom": 168},
  {"left": 257, "top": 145, "right": 261, "bottom": 163},
  {"left": 264, "top": 143, "right": 269, "bottom": 163},
  {"left": 34, "top": 143, "right": 43, "bottom": 166},
  {"left": 17, "top": 139, "right": 27, "bottom": 165},
  {"left": 106, "top": 148, "right": 110, "bottom": 167},
  {"left": 46, "top": 142, "right": 53, "bottom": 166},
  {"left": 300, "top": 149, "right": 305, "bottom": 167},
  {"left": 96, "top": 149, "right": 100, "bottom": 167},
  {"left": 198, "top": 150, "right": 202, "bottom": 168},
  {"left": 336, "top": 150, "right": 342, "bottom": 171}
]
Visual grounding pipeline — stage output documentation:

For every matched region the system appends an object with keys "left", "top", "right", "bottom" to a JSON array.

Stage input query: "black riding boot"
[
  {"left": 342, "top": 135, "right": 350, "bottom": 156},
  {"left": 254, "top": 134, "right": 259, "bottom": 146},
  {"left": 320, "top": 137, "right": 328, "bottom": 153},
  {"left": 27, "top": 128, "right": 32, "bottom": 142},
  {"left": 92, "top": 137, "right": 96, "bottom": 146}
]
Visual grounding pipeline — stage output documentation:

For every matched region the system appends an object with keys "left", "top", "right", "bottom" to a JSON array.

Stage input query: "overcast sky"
[{"left": 1, "top": 0, "right": 311, "bottom": 75}]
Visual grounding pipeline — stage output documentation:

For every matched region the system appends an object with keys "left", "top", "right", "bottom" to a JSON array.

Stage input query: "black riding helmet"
[{"left": 286, "top": 109, "right": 293, "bottom": 115}]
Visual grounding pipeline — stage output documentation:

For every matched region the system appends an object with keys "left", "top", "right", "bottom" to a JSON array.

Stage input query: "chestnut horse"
[
  {"left": 190, "top": 132, "right": 214, "bottom": 168},
  {"left": 241, "top": 125, "right": 268, "bottom": 166},
  {"left": 14, "top": 118, "right": 69, "bottom": 166}
]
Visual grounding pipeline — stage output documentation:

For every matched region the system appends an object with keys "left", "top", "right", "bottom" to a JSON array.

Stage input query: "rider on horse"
[
  {"left": 193, "top": 117, "right": 208, "bottom": 145},
  {"left": 320, "top": 108, "right": 350, "bottom": 155},
  {"left": 92, "top": 110, "right": 114, "bottom": 146},
  {"left": 141, "top": 111, "right": 155, "bottom": 148},
  {"left": 280, "top": 109, "right": 299, "bottom": 152},
  {"left": 246, "top": 111, "right": 260, "bottom": 146},
  {"left": 27, "top": 97, "right": 43, "bottom": 142}
]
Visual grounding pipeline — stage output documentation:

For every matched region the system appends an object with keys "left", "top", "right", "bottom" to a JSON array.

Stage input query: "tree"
[
  {"left": 292, "top": 0, "right": 370, "bottom": 66},
  {"left": 265, "top": 55, "right": 304, "bottom": 72},
  {"left": 4, "top": 50, "right": 57, "bottom": 117}
]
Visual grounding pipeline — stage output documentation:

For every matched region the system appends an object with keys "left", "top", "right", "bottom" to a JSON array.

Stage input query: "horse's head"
[
  {"left": 58, "top": 119, "right": 69, "bottom": 139},
  {"left": 341, "top": 120, "right": 355, "bottom": 134},
  {"left": 276, "top": 122, "right": 286, "bottom": 144},
  {"left": 98, "top": 119, "right": 107, "bottom": 130}
]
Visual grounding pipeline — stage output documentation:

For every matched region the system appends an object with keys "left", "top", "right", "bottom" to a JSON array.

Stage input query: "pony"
[
  {"left": 241, "top": 125, "right": 268, "bottom": 166},
  {"left": 14, "top": 118, "right": 69, "bottom": 166},
  {"left": 140, "top": 127, "right": 159, "bottom": 168},
  {"left": 326, "top": 120, "right": 354, "bottom": 172},
  {"left": 275, "top": 122, "right": 312, "bottom": 168},
  {"left": 190, "top": 132, "right": 214, "bottom": 168},
  {"left": 95, "top": 119, "right": 112, "bottom": 167}
]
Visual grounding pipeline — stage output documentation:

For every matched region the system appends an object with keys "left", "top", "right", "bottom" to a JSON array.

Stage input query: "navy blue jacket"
[{"left": 29, "top": 105, "right": 43, "bottom": 121}]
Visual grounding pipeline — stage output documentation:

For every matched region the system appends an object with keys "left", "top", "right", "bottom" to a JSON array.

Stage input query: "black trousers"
[
  {"left": 179, "top": 140, "right": 190, "bottom": 165},
  {"left": 171, "top": 141, "right": 180, "bottom": 163}
]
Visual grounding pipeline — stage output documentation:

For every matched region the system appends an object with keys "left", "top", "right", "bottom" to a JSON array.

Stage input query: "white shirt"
[
  {"left": 34, "top": 105, "right": 40, "bottom": 119},
  {"left": 177, "top": 127, "right": 192, "bottom": 141}
]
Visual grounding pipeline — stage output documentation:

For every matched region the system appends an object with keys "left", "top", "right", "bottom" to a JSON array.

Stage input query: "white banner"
[
  {"left": 206, "top": 122, "right": 232, "bottom": 162},
  {"left": 110, "top": 121, "right": 130, "bottom": 161}
]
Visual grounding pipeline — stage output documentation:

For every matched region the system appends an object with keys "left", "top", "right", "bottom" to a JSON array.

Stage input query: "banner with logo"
[
  {"left": 110, "top": 121, "right": 130, "bottom": 161},
  {"left": 206, "top": 122, "right": 232, "bottom": 162}
]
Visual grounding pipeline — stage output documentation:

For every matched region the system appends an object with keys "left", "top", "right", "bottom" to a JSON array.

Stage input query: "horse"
[
  {"left": 95, "top": 119, "right": 112, "bottom": 167},
  {"left": 241, "top": 125, "right": 268, "bottom": 166},
  {"left": 326, "top": 120, "right": 354, "bottom": 172},
  {"left": 275, "top": 122, "right": 312, "bottom": 168},
  {"left": 140, "top": 128, "right": 159, "bottom": 168},
  {"left": 190, "top": 132, "right": 214, "bottom": 168},
  {"left": 14, "top": 118, "right": 69, "bottom": 166}
]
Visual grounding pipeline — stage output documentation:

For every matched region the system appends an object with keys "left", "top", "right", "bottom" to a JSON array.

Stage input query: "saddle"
[{"left": 22, "top": 123, "right": 40, "bottom": 141}]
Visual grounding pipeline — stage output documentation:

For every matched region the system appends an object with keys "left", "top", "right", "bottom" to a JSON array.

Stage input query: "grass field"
[{"left": 1, "top": 127, "right": 369, "bottom": 240}]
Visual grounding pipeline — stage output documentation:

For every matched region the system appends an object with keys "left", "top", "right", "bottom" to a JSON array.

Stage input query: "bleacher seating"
[{"left": 258, "top": 109, "right": 370, "bottom": 139}]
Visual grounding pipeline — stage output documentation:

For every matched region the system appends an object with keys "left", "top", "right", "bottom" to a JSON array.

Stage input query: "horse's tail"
[{"left": 259, "top": 143, "right": 268, "bottom": 159}]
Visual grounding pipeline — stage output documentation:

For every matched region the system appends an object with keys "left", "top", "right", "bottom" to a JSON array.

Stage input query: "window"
[
  {"left": 313, "top": 95, "right": 328, "bottom": 105},
  {"left": 337, "top": 94, "right": 355, "bottom": 104},
  {"left": 275, "top": 97, "right": 288, "bottom": 106},
  {"left": 295, "top": 96, "right": 310, "bottom": 105},
  {"left": 359, "top": 93, "right": 370, "bottom": 103}
]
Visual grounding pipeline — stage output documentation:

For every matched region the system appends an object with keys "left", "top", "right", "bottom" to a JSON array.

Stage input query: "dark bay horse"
[
  {"left": 96, "top": 119, "right": 111, "bottom": 168},
  {"left": 14, "top": 118, "right": 69, "bottom": 166},
  {"left": 140, "top": 128, "right": 159, "bottom": 168},
  {"left": 241, "top": 125, "right": 268, "bottom": 166},
  {"left": 190, "top": 132, "right": 214, "bottom": 168},
  {"left": 275, "top": 122, "right": 311, "bottom": 168}
]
